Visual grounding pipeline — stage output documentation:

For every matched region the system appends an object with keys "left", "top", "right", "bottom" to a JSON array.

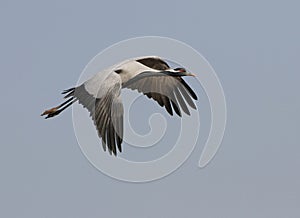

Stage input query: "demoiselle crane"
[{"left": 41, "top": 56, "right": 198, "bottom": 155}]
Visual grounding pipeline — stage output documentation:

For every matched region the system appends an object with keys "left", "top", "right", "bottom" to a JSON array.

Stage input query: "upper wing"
[
  {"left": 74, "top": 72, "right": 124, "bottom": 155},
  {"left": 123, "top": 71, "right": 197, "bottom": 116},
  {"left": 136, "top": 56, "right": 170, "bottom": 70}
]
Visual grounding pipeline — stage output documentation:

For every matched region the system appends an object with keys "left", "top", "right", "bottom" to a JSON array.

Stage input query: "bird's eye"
[{"left": 174, "top": 67, "right": 186, "bottom": 72}]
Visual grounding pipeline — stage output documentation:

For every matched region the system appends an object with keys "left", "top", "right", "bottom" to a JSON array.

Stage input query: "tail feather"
[{"left": 41, "top": 87, "right": 76, "bottom": 119}]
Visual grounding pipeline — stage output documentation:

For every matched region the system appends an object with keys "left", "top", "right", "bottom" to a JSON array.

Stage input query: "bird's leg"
[
  {"left": 41, "top": 106, "right": 59, "bottom": 116},
  {"left": 41, "top": 97, "right": 76, "bottom": 118}
]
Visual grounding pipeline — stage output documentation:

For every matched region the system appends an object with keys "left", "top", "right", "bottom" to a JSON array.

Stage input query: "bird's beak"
[{"left": 186, "top": 72, "right": 196, "bottom": 77}]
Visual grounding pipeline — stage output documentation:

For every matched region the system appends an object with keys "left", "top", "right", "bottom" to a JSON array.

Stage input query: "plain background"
[{"left": 0, "top": 0, "right": 299, "bottom": 217}]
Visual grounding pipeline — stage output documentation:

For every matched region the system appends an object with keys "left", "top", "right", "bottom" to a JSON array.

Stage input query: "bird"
[{"left": 41, "top": 56, "right": 198, "bottom": 156}]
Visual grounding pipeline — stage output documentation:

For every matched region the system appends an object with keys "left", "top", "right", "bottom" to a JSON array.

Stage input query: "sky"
[{"left": 0, "top": 0, "right": 299, "bottom": 217}]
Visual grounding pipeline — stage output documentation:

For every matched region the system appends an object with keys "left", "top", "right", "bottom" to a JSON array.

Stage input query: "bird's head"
[{"left": 173, "top": 67, "right": 196, "bottom": 77}]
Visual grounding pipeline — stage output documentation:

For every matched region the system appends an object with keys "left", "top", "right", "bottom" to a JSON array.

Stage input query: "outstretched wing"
[
  {"left": 74, "top": 72, "right": 124, "bottom": 155},
  {"left": 123, "top": 71, "right": 197, "bottom": 116},
  {"left": 136, "top": 56, "right": 170, "bottom": 70}
]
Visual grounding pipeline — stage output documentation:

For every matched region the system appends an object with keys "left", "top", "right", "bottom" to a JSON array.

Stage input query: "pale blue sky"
[{"left": 0, "top": 0, "right": 299, "bottom": 217}]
